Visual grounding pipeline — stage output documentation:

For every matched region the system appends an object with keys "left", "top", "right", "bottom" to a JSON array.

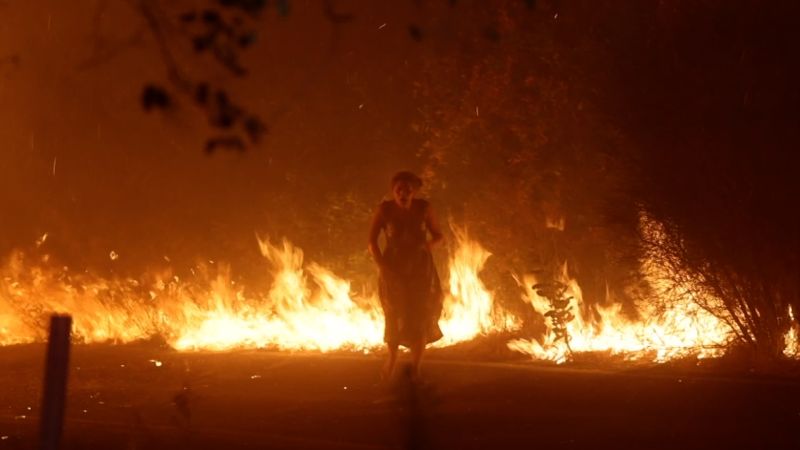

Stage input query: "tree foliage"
[
  {"left": 137, "top": 0, "right": 271, "bottom": 152},
  {"left": 126, "top": 0, "right": 799, "bottom": 357},
  {"left": 618, "top": 0, "right": 800, "bottom": 356}
]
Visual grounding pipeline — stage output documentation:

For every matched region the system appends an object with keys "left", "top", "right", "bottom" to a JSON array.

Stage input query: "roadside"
[{"left": 1, "top": 343, "right": 799, "bottom": 449}]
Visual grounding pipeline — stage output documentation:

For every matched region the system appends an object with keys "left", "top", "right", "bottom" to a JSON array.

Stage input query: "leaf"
[
  {"left": 201, "top": 9, "right": 221, "bottom": 24},
  {"left": 237, "top": 32, "right": 257, "bottom": 48},
  {"left": 141, "top": 85, "right": 170, "bottom": 111},
  {"left": 192, "top": 34, "right": 214, "bottom": 52},
  {"left": 552, "top": 299, "right": 570, "bottom": 309},
  {"left": 243, "top": 116, "right": 267, "bottom": 142}
]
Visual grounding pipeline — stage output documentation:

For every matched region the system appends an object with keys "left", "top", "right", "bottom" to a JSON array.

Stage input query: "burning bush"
[{"left": 640, "top": 209, "right": 797, "bottom": 359}]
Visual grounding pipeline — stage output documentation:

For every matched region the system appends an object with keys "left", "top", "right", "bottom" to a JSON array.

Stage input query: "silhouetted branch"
[{"left": 136, "top": 0, "right": 267, "bottom": 152}]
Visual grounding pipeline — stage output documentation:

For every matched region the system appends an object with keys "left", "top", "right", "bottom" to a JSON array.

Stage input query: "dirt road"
[{"left": 1, "top": 344, "right": 799, "bottom": 449}]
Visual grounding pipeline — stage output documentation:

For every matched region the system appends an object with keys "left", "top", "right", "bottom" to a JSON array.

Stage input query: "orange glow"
[
  {"left": 506, "top": 266, "right": 734, "bottom": 364},
  {"left": 0, "top": 232, "right": 516, "bottom": 352},
  {"left": 784, "top": 306, "right": 799, "bottom": 359},
  {"left": 508, "top": 214, "right": 798, "bottom": 363},
  {"left": 1, "top": 221, "right": 796, "bottom": 362}
]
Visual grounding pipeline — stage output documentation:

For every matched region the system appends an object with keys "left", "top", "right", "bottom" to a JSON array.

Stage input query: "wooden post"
[{"left": 39, "top": 314, "right": 72, "bottom": 450}]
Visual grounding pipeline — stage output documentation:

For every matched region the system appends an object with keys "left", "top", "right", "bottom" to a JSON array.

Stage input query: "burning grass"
[
  {"left": 1, "top": 221, "right": 798, "bottom": 363},
  {"left": 0, "top": 231, "right": 516, "bottom": 352}
]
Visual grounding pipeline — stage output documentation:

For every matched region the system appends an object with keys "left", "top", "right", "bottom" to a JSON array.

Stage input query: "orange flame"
[
  {"left": 2, "top": 221, "right": 796, "bottom": 362},
  {"left": 506, "top": 266, "right": 734, "bottom": 363},
  {"left": 437, "top": 229, "right": 520, "bottom": 345},
  {"left": 508, "top": 214, "right": 798, "bottom": 363},
  {"left": 784, "top": 306, "right": 799, "bottom": 359},
  {"left": 0, "top": 232, "right": 515, "bottom": 352}
]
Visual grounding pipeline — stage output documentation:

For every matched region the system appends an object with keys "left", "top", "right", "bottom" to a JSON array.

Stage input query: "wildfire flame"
[
  {"left": 1, "top": 221, "right": 796, "bottom": 362},
  {"left": 172, "top": 238, "right": 385, "bottom": 351},
  {"left": 506, "top": 267, "right": 734, "bottom": 364},
  {"left": 0, "top": 232, "right": 513, "bottom": 352},
  {"left": 784, "top": 306, "right": 799, "bottom": 359},
  {"left": 438, "top": 229, "right": 519, "bottom": 345},
  {"left": 508, "top": 214, "right": 799, "bottom": 363}
]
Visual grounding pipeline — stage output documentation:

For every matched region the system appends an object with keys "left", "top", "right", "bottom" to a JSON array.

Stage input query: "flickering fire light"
[
  {"left": 1, "top": 222, "right": 797, "bottom": 362},
  {"left": 0, "top": 231, "right": 515, "bottom": 352}
]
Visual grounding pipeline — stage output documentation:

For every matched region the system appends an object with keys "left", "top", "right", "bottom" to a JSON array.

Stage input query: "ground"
[{"left": 1, "top": 343, "right": 799, "bottom": 449}]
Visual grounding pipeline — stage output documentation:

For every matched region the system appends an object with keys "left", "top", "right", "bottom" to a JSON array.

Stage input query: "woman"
[{"left": 368, "top": 171, "right": 444, "bottom": 380}]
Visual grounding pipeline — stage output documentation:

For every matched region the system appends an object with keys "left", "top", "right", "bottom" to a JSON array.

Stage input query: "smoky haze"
[
  {"left": 3, "top": 0, "right": 798, "bottom": 318},
  {"left": 0, "top": 0, "right": 458, "bottom": 280}
]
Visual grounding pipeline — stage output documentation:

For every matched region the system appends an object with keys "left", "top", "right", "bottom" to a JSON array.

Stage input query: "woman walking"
[{"left": 368, "top": 171, "right": 444, "bottom": 381}]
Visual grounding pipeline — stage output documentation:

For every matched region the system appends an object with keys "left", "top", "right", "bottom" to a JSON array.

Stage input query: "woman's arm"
[
  {"left": 424, "top": 203, "right": 444, "bottom": 250},
  {"left": 368, "top": 206, "right": 385, "bottom": 266}
]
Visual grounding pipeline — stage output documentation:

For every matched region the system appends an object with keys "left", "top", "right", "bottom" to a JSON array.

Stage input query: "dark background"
[{"left": 1, "top": 0, "right": 798, "bottom": 329}]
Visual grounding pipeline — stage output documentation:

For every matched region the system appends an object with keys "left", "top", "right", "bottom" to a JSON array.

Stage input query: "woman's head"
[{"left": 390, "top": 171, "right": 422, "bottom": 209}]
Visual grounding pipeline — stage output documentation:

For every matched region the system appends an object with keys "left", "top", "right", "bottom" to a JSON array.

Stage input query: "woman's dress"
[{"left": 378, "top": 198, "right": 443, "bottom": 347}]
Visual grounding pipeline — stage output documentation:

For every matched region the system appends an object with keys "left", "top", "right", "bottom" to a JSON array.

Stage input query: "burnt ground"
[{"left": 1, "top": 344, "right": 799, "bottom": 450}]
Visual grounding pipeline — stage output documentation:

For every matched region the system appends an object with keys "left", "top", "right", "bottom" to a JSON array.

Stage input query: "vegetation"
[{"left": 6, "top": 0, "right": 796, "bottom": 358}]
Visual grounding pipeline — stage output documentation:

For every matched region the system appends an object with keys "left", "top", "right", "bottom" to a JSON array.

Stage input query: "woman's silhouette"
[{"left": 369, "top": 171, "right": 444, "bottom": 380}]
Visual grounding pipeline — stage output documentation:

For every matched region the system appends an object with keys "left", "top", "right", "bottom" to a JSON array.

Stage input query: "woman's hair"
[{"left": 391, "top": 171, "right": 422, "bottom": 189}]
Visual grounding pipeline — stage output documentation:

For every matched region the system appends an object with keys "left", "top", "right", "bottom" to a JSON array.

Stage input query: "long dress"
[{"left": 378, "top": 198, "right": 444, "bottom": 347}]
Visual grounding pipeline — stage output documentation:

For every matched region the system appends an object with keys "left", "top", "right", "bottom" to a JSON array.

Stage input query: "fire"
[
  {"left": 2, "top": 222, "right": 796, "bottom": 363},
  {"left": 0, "top": 232, "right": 513, "bottom": 352},
  {"left": 0, "top": 251, "right": 162, "bottom": 345},
  {"left": 172, "top": 238, "right": 385, "bottom": 351},
  {"left": 506, "top": 267, "right": 734, "bottom": 364},
  {"left": 508, "top": 214, "right": 799, "bottom": 363},
  {"left": 784, "top": 306, "right": 799, "bottom": 359},
  {"left": 438, "top": 229, "right": 519, "bottom": 345},
  {"left": 507, "top": 214, "right": 734, "bottom": 363}
]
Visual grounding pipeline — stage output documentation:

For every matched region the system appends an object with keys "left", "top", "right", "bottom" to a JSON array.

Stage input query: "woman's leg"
[
  {"left": 409, "top": 339, "right": 425, "bottom": 378},
  {"left": 382, "top": 342, "right": 399, "bottom": 381}
]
